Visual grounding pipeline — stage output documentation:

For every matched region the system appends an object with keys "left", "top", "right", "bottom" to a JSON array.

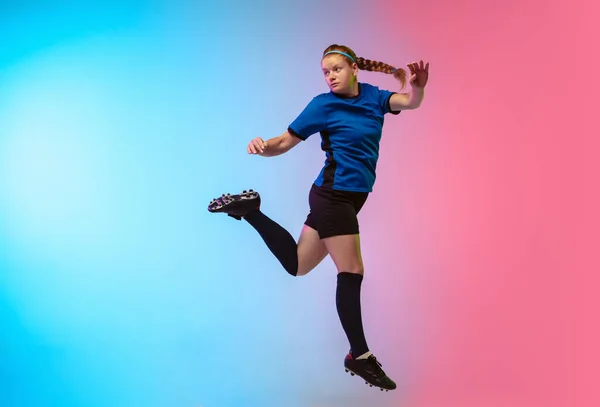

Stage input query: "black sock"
[
  {"left": 244, "top": 210, "right": 298, "bottom": 276},
  {"left": 336, "top": 272, "right": 369, "bottom": 357}
]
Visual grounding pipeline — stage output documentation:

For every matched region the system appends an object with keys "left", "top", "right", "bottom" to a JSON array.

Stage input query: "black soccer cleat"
[
  {"left": 207, "top": 189, "right": 260, "bottom": 220},
  {"left": 344, "top": 351, "right": 397, "bottom": 391}
]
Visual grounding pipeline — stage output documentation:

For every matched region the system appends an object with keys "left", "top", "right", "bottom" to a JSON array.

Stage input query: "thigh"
[
  {"left": 322, "top": 233, "right": 364, "bottom": 275},
  {"left": 296, "top": 224, "right": 328, "bottom": 276},
  {"left": 308, "top": 186, "right": 363, "bottom": 239}
]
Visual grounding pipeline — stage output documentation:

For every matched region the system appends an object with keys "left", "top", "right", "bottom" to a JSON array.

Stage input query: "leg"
[
  {"left": 322, "top": 233, "right": 367, "bottom": 357},
  {"left": 322, "top": 233, "right": 364, "bottom": 275},
  {"left": 325, "top": 233, "right": 396, "bottom": 391},
  {"left": 244, "top": 211, "right": 328, "bottom": 277},
  {"left": 244, "top": 209, "right": 299, "bottom": 276},
  {"left": 208, "top": 188, "right": 328, "bottom": 276},
  {"left": 296, "top": 224, "right": 328, "bottom": 276}
]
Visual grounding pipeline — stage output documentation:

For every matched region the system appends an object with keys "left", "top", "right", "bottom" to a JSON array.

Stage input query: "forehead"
[{"left": 321, "top": 54, "right": 348, "bottom": 69}]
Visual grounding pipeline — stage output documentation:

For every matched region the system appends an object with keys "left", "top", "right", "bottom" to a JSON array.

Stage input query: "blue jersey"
[{"left": 288, "top": 82, "right": 400, "bottom": 192}]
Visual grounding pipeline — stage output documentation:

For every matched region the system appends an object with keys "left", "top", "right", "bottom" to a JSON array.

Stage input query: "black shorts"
[{"left": 304, "top": 183, "right": 369, "bottom": 239}]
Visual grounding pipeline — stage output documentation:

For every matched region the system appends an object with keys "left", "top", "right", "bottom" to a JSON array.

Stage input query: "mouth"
[{"left": 330, "top": 83, "right": 338, "bottom": 88}]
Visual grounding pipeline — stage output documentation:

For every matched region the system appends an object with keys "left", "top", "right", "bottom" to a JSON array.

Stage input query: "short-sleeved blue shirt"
[{"left": 288, "top": 82, "right": 400, "bottom": 192}]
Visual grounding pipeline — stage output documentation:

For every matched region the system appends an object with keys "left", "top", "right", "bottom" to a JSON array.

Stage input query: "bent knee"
[
  {"left": 296, "top": 260, "right": 321, "bottom": 277},
  {"left": 296, "top": 268, "right": 309, "bottom": 277},
  {"left": 295, "top": 247, "right": 328, "bottom": 277}
]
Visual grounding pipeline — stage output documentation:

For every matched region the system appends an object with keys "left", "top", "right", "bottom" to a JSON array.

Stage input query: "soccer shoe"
[
  {"left": 344, "top": 351, "right": 397, "bottom": 391},
  {"left": 207, "top": 189, "right": 260, "bottom": 220}
]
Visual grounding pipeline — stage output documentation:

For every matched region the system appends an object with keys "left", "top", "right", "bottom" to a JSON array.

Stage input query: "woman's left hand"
[{"left": 408, "top": 60, "right": 429, "bottom": 89}]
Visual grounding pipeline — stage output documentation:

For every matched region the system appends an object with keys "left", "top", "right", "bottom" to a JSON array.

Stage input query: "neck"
[
  {"left": 348, "top": 82, "right": 359, "bottom": 96},
  {"left": 337, "top": 82, "right": 359, "bottom": 97}
]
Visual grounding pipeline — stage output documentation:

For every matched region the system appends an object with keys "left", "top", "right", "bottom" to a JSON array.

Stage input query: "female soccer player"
[{"left": 208, "top": 44, "right": 429, "bottom": 391}]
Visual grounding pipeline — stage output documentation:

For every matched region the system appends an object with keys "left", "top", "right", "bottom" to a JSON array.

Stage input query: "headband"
[{"left": 323, "top": 50, "right": 355, "bottom": 62}]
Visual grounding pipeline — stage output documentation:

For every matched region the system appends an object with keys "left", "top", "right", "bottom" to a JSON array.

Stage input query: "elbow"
[
  {"left": 405, "top": 98, "right": 423, "bottom": 110},
  {"left": 280, "top": 131, "right": 302, "bottom": 152}
]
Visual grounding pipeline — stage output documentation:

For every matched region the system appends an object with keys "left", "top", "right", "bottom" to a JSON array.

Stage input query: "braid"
[
  {"left": 322, "top": 44, "right": 407, "bottom": 89},
  {"left": 357, "top": 57, "right": 407, "bottom": 89},
  {"left": 356, "top": 57, "right": 395, "bottom": 74}
]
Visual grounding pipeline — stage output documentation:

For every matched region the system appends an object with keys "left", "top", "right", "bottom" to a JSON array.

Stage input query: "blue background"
[{"left": 0, "top": 1, "right": 407, "bottom": 406}]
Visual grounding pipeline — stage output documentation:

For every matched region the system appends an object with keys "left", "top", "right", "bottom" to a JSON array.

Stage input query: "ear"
[{"left": 352, "top": 62, "right": 359, "bottom": 75}]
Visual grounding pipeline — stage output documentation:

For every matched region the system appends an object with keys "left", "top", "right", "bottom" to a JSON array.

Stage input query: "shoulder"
[
  {"left": 359, "top": 82, "right": 383, "bottom": 94},
  {"left": 360, "top": 82, "right": 378, "bottom": 91},
  {"left": 304, "top": 92, "right": 332, "bottom": 107},
  {"left": 315, "top": 91, "right": 335, "bottom": 102},
  {"left": 359, "top": 82, "right": 392, "bottom": 101},
  {"left": 360, "top": 82, "right": 401, "bottom": 114}
]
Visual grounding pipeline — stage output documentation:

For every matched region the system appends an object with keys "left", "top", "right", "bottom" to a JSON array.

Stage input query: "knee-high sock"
[
  {"left": 244, "top": 210, "right": 298, "bottom": 276},
  {"left": 336, "top": 272, "right": 369, "bottom": 356}
]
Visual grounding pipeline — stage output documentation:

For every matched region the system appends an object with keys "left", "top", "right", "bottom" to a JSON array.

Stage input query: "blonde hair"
[{"left": 323, "top": 44, "right": 408, "bottom": 89}]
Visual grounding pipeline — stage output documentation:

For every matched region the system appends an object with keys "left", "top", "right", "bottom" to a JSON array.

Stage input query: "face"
[{"left": 321, "top": 54, "right": 358, "bottom": 95}]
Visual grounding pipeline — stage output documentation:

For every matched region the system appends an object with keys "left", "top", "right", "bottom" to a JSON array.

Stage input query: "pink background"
[{"left": 356, "top": 1, "right": 599, "bottom": 406}]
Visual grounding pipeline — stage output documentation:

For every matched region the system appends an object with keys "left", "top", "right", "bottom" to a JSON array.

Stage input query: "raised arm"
[{"left": 389, "top": 60, "right": 429, "bottom": 111}]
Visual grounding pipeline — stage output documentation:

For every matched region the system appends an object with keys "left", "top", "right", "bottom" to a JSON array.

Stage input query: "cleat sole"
[
  {"left": 207, "top": 189, "right": 260, "bottom": 220},
  {"left": 345, "top": 367, "right": 395, "bottom": 391}
]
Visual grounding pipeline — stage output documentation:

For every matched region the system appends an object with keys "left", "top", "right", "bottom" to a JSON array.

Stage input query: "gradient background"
[{"left": 0, "top": 1, "right": 597, "bottom": 406}]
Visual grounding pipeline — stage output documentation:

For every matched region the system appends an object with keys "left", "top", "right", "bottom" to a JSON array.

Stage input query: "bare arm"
[
  {"left": 247, "top": 130, "right": 302, "bottom": 157},
  {"left": 389, "top": 86, "right": 425, "bottom": 111},
  {"left": 389, "top": 60, "right": 429, "bottom": 111}
]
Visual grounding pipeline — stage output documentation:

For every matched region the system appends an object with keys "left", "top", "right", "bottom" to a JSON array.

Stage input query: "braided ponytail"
[
  {"left": 356, "top": 57, "right": 407, "bottom": 89},
  {"left": 323, "top": 44, "right": 408, "bottom": 89}
]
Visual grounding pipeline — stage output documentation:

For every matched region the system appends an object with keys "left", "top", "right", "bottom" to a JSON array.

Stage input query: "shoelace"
[{"left": 368, "top": 355, "right": 387, "bottom": 377}]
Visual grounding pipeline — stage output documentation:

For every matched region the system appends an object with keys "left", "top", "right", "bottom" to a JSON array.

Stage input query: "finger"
[
  {"left": 249, "top": 142, "right": 257, "bottom": 154},
  {"left": 253, "top": 139, "right": 264, "bottom": 153},
  {"left": 425, "top": 62, "right": 429, "bottom": 72},
  {"left": 419, "top": 60, "right": 424, "bottom": 70},
  {"left": 256, "top": 137, "right": 267, "bottom": 150}
]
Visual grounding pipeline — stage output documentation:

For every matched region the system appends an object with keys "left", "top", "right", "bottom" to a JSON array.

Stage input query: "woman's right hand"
[{"left": 247, "top": 137, "right": 268, "bottom": 155}]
